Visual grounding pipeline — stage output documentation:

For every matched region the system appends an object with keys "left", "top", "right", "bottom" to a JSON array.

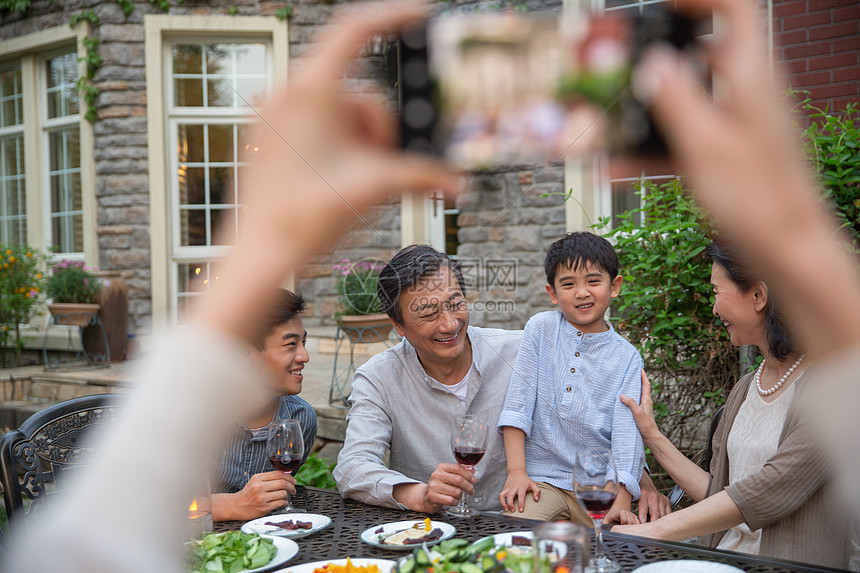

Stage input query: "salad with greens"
[
  {"left": 394, "top": 536, "right": 551, "bottom": 573},
  {"left": 188, "top": 531, "right": 277, "bottom": 573}
]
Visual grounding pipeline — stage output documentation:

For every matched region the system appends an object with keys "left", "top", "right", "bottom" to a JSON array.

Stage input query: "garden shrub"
[
  {"left": 599, "top": 179, "right": 738, "bottom": 492},
  {"left": 794, "top": 93, "right": 860, "bottom": 253}
]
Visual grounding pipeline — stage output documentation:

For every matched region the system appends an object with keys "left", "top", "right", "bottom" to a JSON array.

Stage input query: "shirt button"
[
  {"left": 566, "top": 386, "right": 572, "bottom": 392},
  {"left": 570, "top": 367, "right": 576, "bottom": 373},
  {"left": 577, "top": 332, "right": 582, "bottom": 336},
  {"left": 575, "top": 352, "right": 580, "bottom": 357},
  {"left": 244, "top": 471, "right": 248, "bottom": 477}
]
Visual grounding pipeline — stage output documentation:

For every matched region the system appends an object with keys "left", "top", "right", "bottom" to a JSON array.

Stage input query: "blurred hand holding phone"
[{"left": 397, "top": 7, "right": 705, "bottom": 168}]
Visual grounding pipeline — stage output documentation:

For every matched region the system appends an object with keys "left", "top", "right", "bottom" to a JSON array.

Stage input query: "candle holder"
[{"left": 187, "top": 478, "right": 213, "bottom": 539}]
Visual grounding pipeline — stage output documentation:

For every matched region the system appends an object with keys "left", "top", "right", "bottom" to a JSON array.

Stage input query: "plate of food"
[
  {"left": 360, "top": 518, "right": 456, "bottom": 550},
  {"left": 187, "top": 531, "right": 298, "bottom": 573},
  {"left": 241, "top": 513, "right": 332, "bottom": 538},
  {"left": 473, "top": 531, "right": 535, "bottom": 549},
  {"left": 392, "top": 535, "right": 559, "bottom": 573},
  {"left": 281, "top": 557, "right": 397, "bottom": 573},
  {"left": 472, "top": 531, "right": 567, "bottom": 560}
]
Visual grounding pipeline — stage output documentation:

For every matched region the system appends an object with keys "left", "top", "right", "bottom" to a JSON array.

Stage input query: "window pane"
[
  {"left": 208, "top": 124, "right": 234, "bottom": 163},
  {"left": 175, "top": 78, "right": 204, "bottom": 107},
  {"left": 235, "top": 44, "right": 266, "bottom": 76},
  {"left": 178, "top": 124, "right": 205, "bottom": 163},
  {"left": 206, "top": 78, "right": 235, "bottom": 107},
  {"left": 209, "top": 166, "right": 234, "bottom": 205},
  {"left": 46, "top": 52, "right": 79, "bottom": 119},
  {"left": 236, "top": 78, "right": 266, "bottom": 107},
  {"left": 177, "top": 261, "right": 210, "bottom": 325},
  {"left": 173, "top": 44, "right": 202, "bottom": 74},
  {"left": 179, "top": 166, "right": 206, "bottom": 205},
  {"left": 210, "top": 208, "right": 235, "bottom": 245},
  {"left": 0, "top": 64, "right": 23, "bottom": 128},
  {"left": 205, "top": 44, "right": 234, "bottom": 75},
  {"left": 0, "top": 135, "right": 27, "bottom": 245},
  {"left": 611, "top": 180, "right": 642, "bottom": 228},
  {"left": 48, "top": 127, "right": 83, "bottom": 253},
  {"left": 180, "top": 208, "right": 207, "bottom": 246}
]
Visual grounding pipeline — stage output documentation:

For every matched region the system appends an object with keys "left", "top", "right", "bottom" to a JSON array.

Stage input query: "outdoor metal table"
[{"left": 215, "top": 487, "right": 845, "bottom": 573}]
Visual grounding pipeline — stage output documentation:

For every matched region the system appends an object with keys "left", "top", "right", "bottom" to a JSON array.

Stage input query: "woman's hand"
[{"left": 620, "top": 370, "right": 662, "bottom": 445}]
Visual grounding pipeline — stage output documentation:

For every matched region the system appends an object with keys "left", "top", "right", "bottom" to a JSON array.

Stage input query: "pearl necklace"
[{"left": 754, "top": 354, "right": 806, "bottom": 396}]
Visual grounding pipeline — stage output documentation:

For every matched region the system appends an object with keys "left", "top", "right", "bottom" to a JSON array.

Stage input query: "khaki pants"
[{"left": 501, "top": 481, "right": 593, "bottom": 527}]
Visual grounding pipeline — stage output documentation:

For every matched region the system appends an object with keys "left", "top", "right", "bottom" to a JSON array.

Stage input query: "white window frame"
[
  {"left": 145, "top": 15, "right": 288, "bottom": 329},
  {"left": 0, "top": 23, "right": 96, "bottom": 265}
]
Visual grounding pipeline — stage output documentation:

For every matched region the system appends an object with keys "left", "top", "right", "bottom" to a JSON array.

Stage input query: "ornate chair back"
[{"left": 0, "top": 393, "right": 125, "bottom": 532}]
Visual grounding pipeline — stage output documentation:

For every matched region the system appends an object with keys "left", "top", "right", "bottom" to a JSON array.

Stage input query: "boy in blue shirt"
[{"left": 498, "top": 232, "right": 645, "bottom": 524}]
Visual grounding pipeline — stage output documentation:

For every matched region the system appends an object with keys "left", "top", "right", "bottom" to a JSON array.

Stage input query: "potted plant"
[
  {"left": 45, "top": 260, "right": 103, "bottom": 327},
  {"left": 333, "top": 258, "right": 392, "bottom": 343}
]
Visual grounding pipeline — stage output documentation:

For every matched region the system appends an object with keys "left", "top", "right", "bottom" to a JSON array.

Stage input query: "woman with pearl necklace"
[{"left": 612, "top": 238, "right": 852, "bottom": 570}]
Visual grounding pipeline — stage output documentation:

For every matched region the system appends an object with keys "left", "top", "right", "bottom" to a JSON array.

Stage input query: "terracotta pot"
[
  {"left": 337, "top": 313, "right": 394, "bottom": 343},
  {"left": 82, "top": 272, "right": 129, "bottom": 362},
  {"left": 48, "top": 303, "right": 101, "bottom": 328}
]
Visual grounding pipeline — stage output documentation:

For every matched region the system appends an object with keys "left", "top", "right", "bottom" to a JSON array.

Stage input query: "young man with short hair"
[{"left": 211, "top": 289, "right": 317, "bottom": 521}]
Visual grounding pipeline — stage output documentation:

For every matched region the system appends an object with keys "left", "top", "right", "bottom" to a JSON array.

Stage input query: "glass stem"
[{"left": 594, "top": 518, "right": 604, "bottom": 560}]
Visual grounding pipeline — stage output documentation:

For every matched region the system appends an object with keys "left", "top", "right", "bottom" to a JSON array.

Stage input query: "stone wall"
[{"left": 457, "top": 166, "right": 567, "bottom": 331}]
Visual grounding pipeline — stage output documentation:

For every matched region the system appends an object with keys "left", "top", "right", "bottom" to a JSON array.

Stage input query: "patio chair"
[
  {"left": 667, "top": 405, "right": 724, "bottom": 508},
  {"left": 0, "top": 393, "right": 125, "bottom": 533}
]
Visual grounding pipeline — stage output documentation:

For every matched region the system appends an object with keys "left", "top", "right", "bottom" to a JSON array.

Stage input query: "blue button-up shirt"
[
  {"left": 211, "top": 395, "right": 317, "bottom": 494},
  {"left": 497, "top": 311, "right": 645, "bottom": 499}
]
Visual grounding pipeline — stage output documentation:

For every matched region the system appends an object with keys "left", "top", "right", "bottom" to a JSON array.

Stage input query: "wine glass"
[
  {"left": 574, "top": 446, "right": 620, "bottom": 573},
  {"left": 446, "top": 414, "right": 488, "bottom": 518},
  {"left": 266, "top": 419, "right": 305, "bottom": 513}
]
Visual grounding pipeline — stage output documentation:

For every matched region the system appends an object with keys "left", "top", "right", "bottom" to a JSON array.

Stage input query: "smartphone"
[{"left": 395, "top": 8, "right": 703, "bottom": 167}]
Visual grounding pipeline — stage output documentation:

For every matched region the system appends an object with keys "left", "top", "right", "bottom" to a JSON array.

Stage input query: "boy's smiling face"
[{"left": 546, "top": 261, "right": 622, "bottom": 333}]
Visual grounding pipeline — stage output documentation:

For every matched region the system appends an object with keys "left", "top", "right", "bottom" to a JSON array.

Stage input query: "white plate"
[
  {"left": 242, "top": 513, "right": 332, "bottom": 538},
  {"left": 189, "top": 535, "right": 299, "bottom": 573},
  {"left": 474, "top": 530, "right": 535, "bottom": 547},
  {"left": 474, "top": 531, "right": 566, "bottom": 559},
  {"left": 632, "top": 561, "right": 744, "bottom": 573},
  {"left": 277, "top": 558, "right": 396, "bottom": 573},
  {"left": 360, "top": 520, "right": 456, "bottom": 550}
]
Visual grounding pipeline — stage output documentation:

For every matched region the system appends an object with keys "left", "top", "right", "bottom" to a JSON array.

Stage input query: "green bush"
[
  {"left": 599, "top": 179, "right": 738, "bottom": 489},
  {"left": 295, "top": 452, "right": 337, "bottom": 490},
  {"left": 795, "top": 93, "right": 859, "bottom": 252},
  {"left": 0, "top": 245, "right": 46, "bottom": 368}
]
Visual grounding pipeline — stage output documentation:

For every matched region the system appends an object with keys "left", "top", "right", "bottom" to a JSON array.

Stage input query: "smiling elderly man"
[{"left": 334, "top": 245, "right": 519, "bottom": 513}]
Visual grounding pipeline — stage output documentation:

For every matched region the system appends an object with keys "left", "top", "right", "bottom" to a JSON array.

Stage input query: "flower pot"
[
  {"left": 337, "top": 313, "right": 393, "bottom": 343},
  {"left": 47, "top": 303, "right": 101, "bottom": 327},
  {"left": 82, "top": 272, "right": 129, "bottom": 362}
]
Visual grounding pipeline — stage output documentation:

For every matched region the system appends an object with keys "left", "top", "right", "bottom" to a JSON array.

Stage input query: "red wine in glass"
[
  {"left": 575, "top": 487, "right": 617, "bottom": 520},
  {"left": 574, "top": 447, "right": 621, "bottom": 573},
  {"left": 269, "top": 455, "right": 303, "bottom": 475},
  {"left": 266, "top": 419, "right": 305, "bottom": 513},
  {"left": 446, "top": 415, "right": 489, "bottom": 518},
  {"left": 453, "top": 447, "right": 485, "bottom": 467}
]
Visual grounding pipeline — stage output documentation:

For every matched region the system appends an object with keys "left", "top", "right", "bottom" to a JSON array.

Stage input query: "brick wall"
[{"left": 772, "top": 0, "right": 860, "bottom": 113}]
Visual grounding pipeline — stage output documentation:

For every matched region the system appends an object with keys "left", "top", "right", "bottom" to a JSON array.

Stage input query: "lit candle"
[{"left": 187, "top": 497, "right": 213, "bottom": 538}]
